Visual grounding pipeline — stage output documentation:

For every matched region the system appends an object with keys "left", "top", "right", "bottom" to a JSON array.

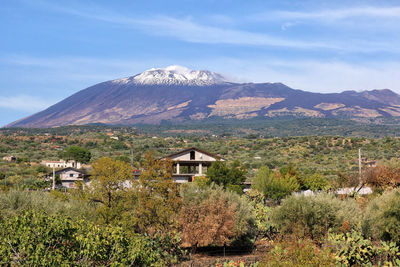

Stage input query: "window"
[
  {"left": 190, "top": 151, "right": 195, "bottom": 160},
  {"left": 69, "top": 173, "right": 74, "bottom": 177}
]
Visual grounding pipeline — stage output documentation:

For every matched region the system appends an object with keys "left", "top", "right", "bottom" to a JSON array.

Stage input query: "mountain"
[{"left": 7, "top": 65, "right": 400, "bottom": 128}]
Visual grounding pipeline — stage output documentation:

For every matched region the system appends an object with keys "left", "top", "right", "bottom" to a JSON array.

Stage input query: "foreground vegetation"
[{"left": 2, "top": 125, "right": 400, "bottom": 265}]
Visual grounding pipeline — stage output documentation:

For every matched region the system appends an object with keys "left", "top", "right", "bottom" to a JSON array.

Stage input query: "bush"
[
  {"left": 301, "top": 173, "right": 329, "bottom": 191},
  {"left": 252, "top": 167, "right": 299, "bottom": 201},
  {"left": 179, "top": 183, "right": 256, "bottom": 251},
  {"left": 245, "top": 189, "right": 276, "bottom": 239},
  {"left": 363, "top": 190, "right": 400, "bottom": 243},
  {"left": 329, "top": 231, "right": 400, "bottom": 266},
  {"left": 207, "top": 160, "right": 246, "bottom": 191},
  {"left": 0, "top": 210, "right": 166, "bottom": 266},
  {"left": 261, "top": 238, "right": 334, "bottom": 267},
  {"left": 0, "top": 190, "right": 95, "bottom": 222},
  {"left": 272, "top": 193, "right": 361, "bottom": 240}
]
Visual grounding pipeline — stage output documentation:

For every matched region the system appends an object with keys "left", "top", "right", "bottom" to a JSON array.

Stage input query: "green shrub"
[
  {"left": 329, "top": 231, "right": 400, "bottom": 266},
  {"left": 0, "top": 190, "right": 95, "bottom": 222},
  {"left": 272, "top": 193, "right": 361, "bottom": 240},
  {"left": 207, "top": 160, "right": 247, "bottom": 191},
  {"left": 252, "top": 167, "right": 299, "bottom": 201},
  {"left": 245, "top": 189, "right": 276, "bottom": 239},
  {"left": 261, "top": 238, "right": 334, "bottom": 267},
  {"left": 0, "top": 210, "right": 166, "bottom": 266},
  {"left": 363, "top": 190, "right": 400, "bottom": 243},
  {"left": 301, "top": 173, "right": 329, "bottom": 191}
]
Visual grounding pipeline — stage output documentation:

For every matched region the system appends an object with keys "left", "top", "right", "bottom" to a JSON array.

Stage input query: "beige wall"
[{"left": 170, "top": 150, "right": 219, "bottom": 161}]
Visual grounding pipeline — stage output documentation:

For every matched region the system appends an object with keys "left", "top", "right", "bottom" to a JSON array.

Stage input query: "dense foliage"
[
  {"left": 251, "top": 166, "right": 299, "bottom": 201},
  {"left": 62, "top": 145, "right": 91, "bottom": 163},
  {"left": 0, "top": 210, "right": 166, "bottom": 266},
  {"left": 272, "top": 193, "right": 361, "bottom": 240},
  {"left": 207, "top": 160, "right": 247, "bottom": 194},
  {"left": 261, "top": 238, "right": 334, "bottom": 267},
  {"left": 363, "top": 190, "right": 400, "bottom": 243},
  {"left": 179, "top": 183, "right": 256, "bottom": 251}
]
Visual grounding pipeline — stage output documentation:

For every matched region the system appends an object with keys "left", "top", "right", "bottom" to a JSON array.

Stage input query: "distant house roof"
[
  {"left": 54, "top": 167, "right": 88, "bottom": 175},
  {"left": 160, "top": 147, "right": 224, "bottom": 161}
]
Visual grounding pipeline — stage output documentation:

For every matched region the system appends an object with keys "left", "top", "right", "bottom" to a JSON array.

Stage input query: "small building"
[
  {"left": 49, "top": 167, "right": 89, "bottom": 189},
  {"left": 363, "top": 160, "right": 377, "bottom": 168},
  {"left": 2, "top": 155, "right": 17, "bottom": 162},
  {"left": 42, "top": 159, "right": 82, "bottom": 169},
  {"left": 160, "top": 147, "right": 224, "bottom": 183},
  {"left": 335, "top": 186, "right": 373, "bottom": 196}
]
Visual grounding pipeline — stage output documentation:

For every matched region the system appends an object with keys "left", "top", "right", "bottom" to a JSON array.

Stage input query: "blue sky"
[{"left": 1, "top": 0, "right": 400, "bottom": 126}]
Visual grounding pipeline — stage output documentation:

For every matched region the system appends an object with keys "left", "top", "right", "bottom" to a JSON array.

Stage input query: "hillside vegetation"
[{"left": 1, "top": 125, "right": 400, "bottom": 265}]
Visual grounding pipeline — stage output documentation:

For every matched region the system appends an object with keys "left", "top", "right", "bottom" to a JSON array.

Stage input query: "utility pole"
[
  {"left": 358, "top": 148, "right": 362, "bottom": 187},
  {"left": 52, "top": 166, "right": 56, "bottom": 190},
  {"left": 130, "top": 144, "right": 134, "bottom": 166}
]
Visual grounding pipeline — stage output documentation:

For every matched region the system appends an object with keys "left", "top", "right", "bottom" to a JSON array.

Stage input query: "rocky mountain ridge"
[{"left": 7, "top": 66, "right": 400, "bottom": 128}]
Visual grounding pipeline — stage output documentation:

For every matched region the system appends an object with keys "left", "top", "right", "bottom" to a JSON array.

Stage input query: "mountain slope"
[{"left": 7, "top": 66, "right": 400, "bottom": 128}]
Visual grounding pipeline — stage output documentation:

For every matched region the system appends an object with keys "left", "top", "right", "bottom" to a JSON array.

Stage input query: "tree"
[
  {"left": 36, "top": 165, "right": 49, "bottom": 174},
  {"left": 114, "top": 155, "right": 131, "bottom": 163},
  {"left": 301, "top": 173, "right": 329, "bottom": 191},
  {"left": 363, "top": 161, "right": 400, "bottom": 190},
  {"left": 179, "top": 183, "right": 255, "bottom": 252},
  {"left": 127, "top": 153, "right": 181, "bottom": 236},
  {"left": 207, "top": 160, "right": 246, "bottom": 192},
  {"left": 252, "top": 166, "right": 299, "bottom": 201},
  {"left": 245, "top": 189, "right": 276, "bottom": 239},
  {"left": 272, "top": 193, "right": 361, "bottom": 240},
  {"left": 363, "top": 190, "right": 400, "bottom": 242},
  {"left": 88, "top": 157, "right": 135, "bottom": 223},
  {"left": 62, "top": 146, "right": 91, "bottom": 163}
]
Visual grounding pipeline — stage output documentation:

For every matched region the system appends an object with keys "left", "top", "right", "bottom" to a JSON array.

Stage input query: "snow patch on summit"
[{"left": 112, "top": 65, "right": 228, "bottom": 86}]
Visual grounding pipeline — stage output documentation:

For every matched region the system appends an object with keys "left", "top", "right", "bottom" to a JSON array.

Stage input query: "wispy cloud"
[
  {"left": 0, "top": 95, "right": 53, "bottom": 112},
  {"left": 0, "top": 55, "right": 158, "bottom": 85},
  {"left": 135, "top": 16, "right": 336, "bottom": 49},
  {"left": 23, "top": 1, "right": 338, "bottom": 50},
  {"left": 35, "top": 2, "right": 400, "bottom": 53},
  {"left": 198, "top": 57, "right": 400, "bottom": 93},
  {"left": 274, "top": 6, "right": 400, "bottom": 20}
]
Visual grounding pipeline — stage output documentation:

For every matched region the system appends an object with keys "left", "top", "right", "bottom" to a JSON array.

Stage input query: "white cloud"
[
  {"left": 0, "top": 95, "right": 54, "bottom": 112},
  {"left": 196, "top": 57, "right": 400, "bottom": 94},
  {"left": 49, "top": 5, "right": 400, "bottom": 53},
  {"left": 21, "top": 1, "right": 400, "bottom": 53},
  {"left": 3, "top": 54, "right": 400, "bottom": 95},
  {"left": 275, "top": 6, "right": 400, "bottom": 20},
  {"left": 24, "top": 1, "right": 338, "bottom": 50},
  {"left": 0, "top": 55, "right": 162, "bottom": 87}
]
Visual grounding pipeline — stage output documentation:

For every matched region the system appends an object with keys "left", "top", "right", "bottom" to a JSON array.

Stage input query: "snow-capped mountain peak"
[{"left": 112, "top": 65, "right": 228, "bottom": 86}]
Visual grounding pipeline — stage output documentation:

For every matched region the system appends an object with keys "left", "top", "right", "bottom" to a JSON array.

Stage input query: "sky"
[{"left": 1, "top": 0, "right": 400, "bottom": 126}]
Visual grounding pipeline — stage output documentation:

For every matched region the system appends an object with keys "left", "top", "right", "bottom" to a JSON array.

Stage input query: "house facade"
[
  {"left": 2, "top": 155, "right": 17, "bottom": 162},
  {"left": 42, "top": 159, "right": 82, "bottom": 169},
  {"left": 160, "top": 147, "right": 224, "bottom": 183},
  {"left": 49, "top": 167, "right": 89, "bottom": 189}
]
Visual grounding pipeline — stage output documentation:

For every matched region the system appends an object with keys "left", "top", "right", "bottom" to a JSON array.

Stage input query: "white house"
[
  {"left": 2, "top": 155, "right": 17, "bottom": 162},
  {"left": 48, "top": 167, "right": 89, "bottom": 189},
  {"left": 42, "top": 159, "right": 82, "bottom": 169},
  {"left": 160, "top": 147, "right": 224, "bottom": 183}
]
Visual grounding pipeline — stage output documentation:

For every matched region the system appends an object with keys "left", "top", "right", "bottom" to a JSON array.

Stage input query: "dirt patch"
[{"left": 208, "top": 97, "right": 285, "bottom": 117}]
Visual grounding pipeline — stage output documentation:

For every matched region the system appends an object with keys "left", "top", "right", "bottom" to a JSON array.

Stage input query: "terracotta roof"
[{"left": 160, "top": 147, "right": 224, "bottom": 160}]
